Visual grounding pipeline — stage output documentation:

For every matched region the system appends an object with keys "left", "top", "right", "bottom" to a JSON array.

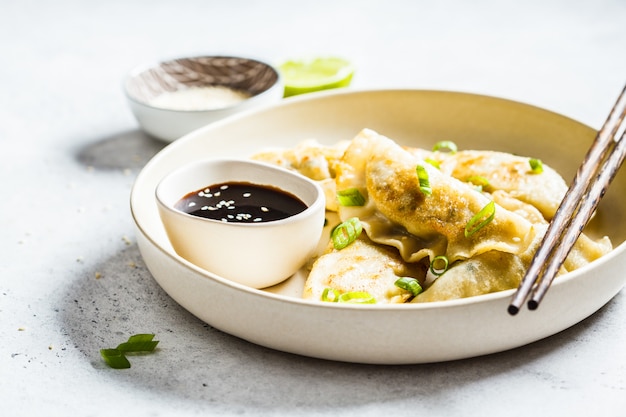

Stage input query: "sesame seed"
[
  {"left": 220, "top": 185, "right": 229, "bottom": 190},
  {"left": 261, "top": 206, "right": 269, "bottom": 212},
  {"left": 243, "top": 193, "right": 251, "bottom": 198}
]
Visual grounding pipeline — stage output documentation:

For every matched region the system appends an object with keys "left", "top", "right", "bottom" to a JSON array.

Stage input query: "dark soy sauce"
[{"left": 175, "top": 182, "right": 308, "bottom": 223}]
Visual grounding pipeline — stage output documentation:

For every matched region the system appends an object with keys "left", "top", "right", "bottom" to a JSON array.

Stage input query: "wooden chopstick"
[{"left": 508, "top": 85, "right": 626, "bottom": 315}]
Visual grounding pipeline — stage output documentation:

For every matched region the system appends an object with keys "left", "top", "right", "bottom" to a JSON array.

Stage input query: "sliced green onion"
[
  {"left": 116, "top": 334, "right": 159, "bottom": 353},
  {"left": 415, "top": 165, "right": 432, "bottom": 196},
  {"left": 529, "top": 158, "right": 543, "bottom": 173},
  {"left": 100, "top": 334, "right": 159, "bottom": 369},
  {"left": 100, "top": 348, "right": 131, "bottom": 369},
  {"left": 424, "top": 158, "right": 441, "bottom": 169},
  {"left": 432, "top": 140, "right": 458, "bottom": 154},
  {"left": 338, "top": 291, "right": 376, "bottom": 304},
  {"left": 321, "top": 287, "right": 340, "bottom": 302},
  {"left": 394, "top": 277, "right": 423, "bottom": 296},
  {"left": 465, "top": 200, "right": 496, "bottom": 238},
  {"left": 336, "top": 188, "right": 366, "bottom": 206},
  {"left": 429, "top": 255, "right": 449, "bottom": 276},
  {"left": 466, "top": 175, "right": 490, "bottom": 191},
  {"left": 331, "top": 217, "right": 363, "bottom": 250}
]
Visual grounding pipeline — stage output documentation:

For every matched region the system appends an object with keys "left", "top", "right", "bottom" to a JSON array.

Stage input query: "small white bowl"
[
  {"left": 124, "top": 56, "right": 283, "bottom": 142},
  {"left": 155, "top": 159, "right": 325, "bottom": 288}
]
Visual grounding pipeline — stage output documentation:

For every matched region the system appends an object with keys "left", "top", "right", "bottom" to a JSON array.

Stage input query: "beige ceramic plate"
[{"left": 131, "top": 89, "right": 626, "bottom": 364}]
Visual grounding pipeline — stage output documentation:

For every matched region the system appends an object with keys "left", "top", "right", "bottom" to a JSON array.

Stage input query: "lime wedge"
[{"left": 278, "top": 57, "right": 354, "bottom": 97}]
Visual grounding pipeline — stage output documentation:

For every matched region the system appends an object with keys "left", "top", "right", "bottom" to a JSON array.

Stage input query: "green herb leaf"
[
  {"left": 336, "top": 188, "right": 366, "bottom": 206},
  {"left": 465, "top": 201, "right": 496, "bottom": 238},
  {"left": 331, "top": 217, "right": 363, "bottom": 250},
  {"left": 394, "top": 277, "right": 423, "bottom": 296}
]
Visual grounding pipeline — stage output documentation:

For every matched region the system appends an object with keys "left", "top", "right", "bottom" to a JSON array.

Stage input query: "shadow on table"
[
  {"left": 74, "top": 129, "right": 166, "bottom": 171},
  {"left": 55, "top": 242, "right": 615, "bottom": 414}
]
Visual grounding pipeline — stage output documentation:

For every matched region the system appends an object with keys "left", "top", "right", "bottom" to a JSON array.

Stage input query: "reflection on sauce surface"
[{"left": 175, "top": 182, "right": 307, "bottom": 223}]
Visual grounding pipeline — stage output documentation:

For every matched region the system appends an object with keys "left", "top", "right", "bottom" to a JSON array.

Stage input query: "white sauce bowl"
[{"left": 155, "top": 159, "right": 325, "bottom": 288}]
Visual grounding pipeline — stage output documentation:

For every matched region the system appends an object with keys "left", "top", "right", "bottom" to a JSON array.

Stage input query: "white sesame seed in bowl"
[{"left": 124, "top": 56, "right": 283, "bottom": 142}]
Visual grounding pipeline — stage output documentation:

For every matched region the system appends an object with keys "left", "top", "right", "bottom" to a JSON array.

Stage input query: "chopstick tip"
[
  {"left": 507, "top": 304, "right": 520, "bottom": 316},
  {"left": 527, "top": 299, "right": 539, "bottom": 310}
]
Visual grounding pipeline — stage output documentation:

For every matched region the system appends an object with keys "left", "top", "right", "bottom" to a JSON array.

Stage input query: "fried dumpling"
[
  {"left": 413, "top": 251, "right": 527, "bottom": 302},
  {"left": 253, "top": 129, "right": 613, "bottom": 304},
  {"left": 437, "top": 150, "right": 568, "bottom": 220},
  {"left": 251, "top": 139, "right": 349, "bottom": 212},
  {"left": 304, "top": 236, "right": 428, "bottom": 304},
  {"left": 335, "top": 129, "right": 539, "bottom": 265}
]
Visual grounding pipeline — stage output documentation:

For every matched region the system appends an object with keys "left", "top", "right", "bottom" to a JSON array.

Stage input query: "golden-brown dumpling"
[
  {"left": 304, "top": 236, "right": 428, "bottom": 303},
  {"left": 437, "top": 150, "right": 568, "bottom": 220},
  {"left": 335, "top": 129, "right": 539, "bottom": 265}
]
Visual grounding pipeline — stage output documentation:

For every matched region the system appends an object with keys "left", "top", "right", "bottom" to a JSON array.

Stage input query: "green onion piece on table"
[
  {"left": 100, "top": 348, "right": 131, "bottom": 369},
  {"left": 116, "top": 333, "right": 159, "bottom": 352},
  {"left": 100, "top": 333, "right": 159, "bottom": 369}
]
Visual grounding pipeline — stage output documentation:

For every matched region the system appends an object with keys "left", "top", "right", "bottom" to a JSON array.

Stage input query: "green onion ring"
[
  {"left": 321, "top": 287, "right": 340, "bottom": 302},
  {"left": 466, "top": 175, "right": 490, "bottom": 190},
  {"left": 529, "top": 158, "right": 544, "bottom": 173},
  {"left": 336, "top": 188, "right": 366, "bottom": 206},
  {"left": 432, "top": 140, "right": 458, "bottom": 154},
  {"left": 338, "top": 291, "right": 376, "bottom": 304},
  {"left": 331, "top": 217, "right": 363, "bottom": 250},
  {"left": 424, "top": 158, "right": 441, "bottom": 169},
  {"left": 394, "top": 277, "right": 423, "bottom": 296},
  {"left": 465, "top": 200, "right": 496, "bottom": 238},
  {"left": 415, "top": 165, "right": 432, "bottom": 196},
  {"left": 430, "top": 255, "right": 449, "bottom": 276}
]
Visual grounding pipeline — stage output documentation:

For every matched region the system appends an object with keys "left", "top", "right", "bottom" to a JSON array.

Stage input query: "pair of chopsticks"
[{"left": 508, "top": 85, "right": 626, "bottom": 315}]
